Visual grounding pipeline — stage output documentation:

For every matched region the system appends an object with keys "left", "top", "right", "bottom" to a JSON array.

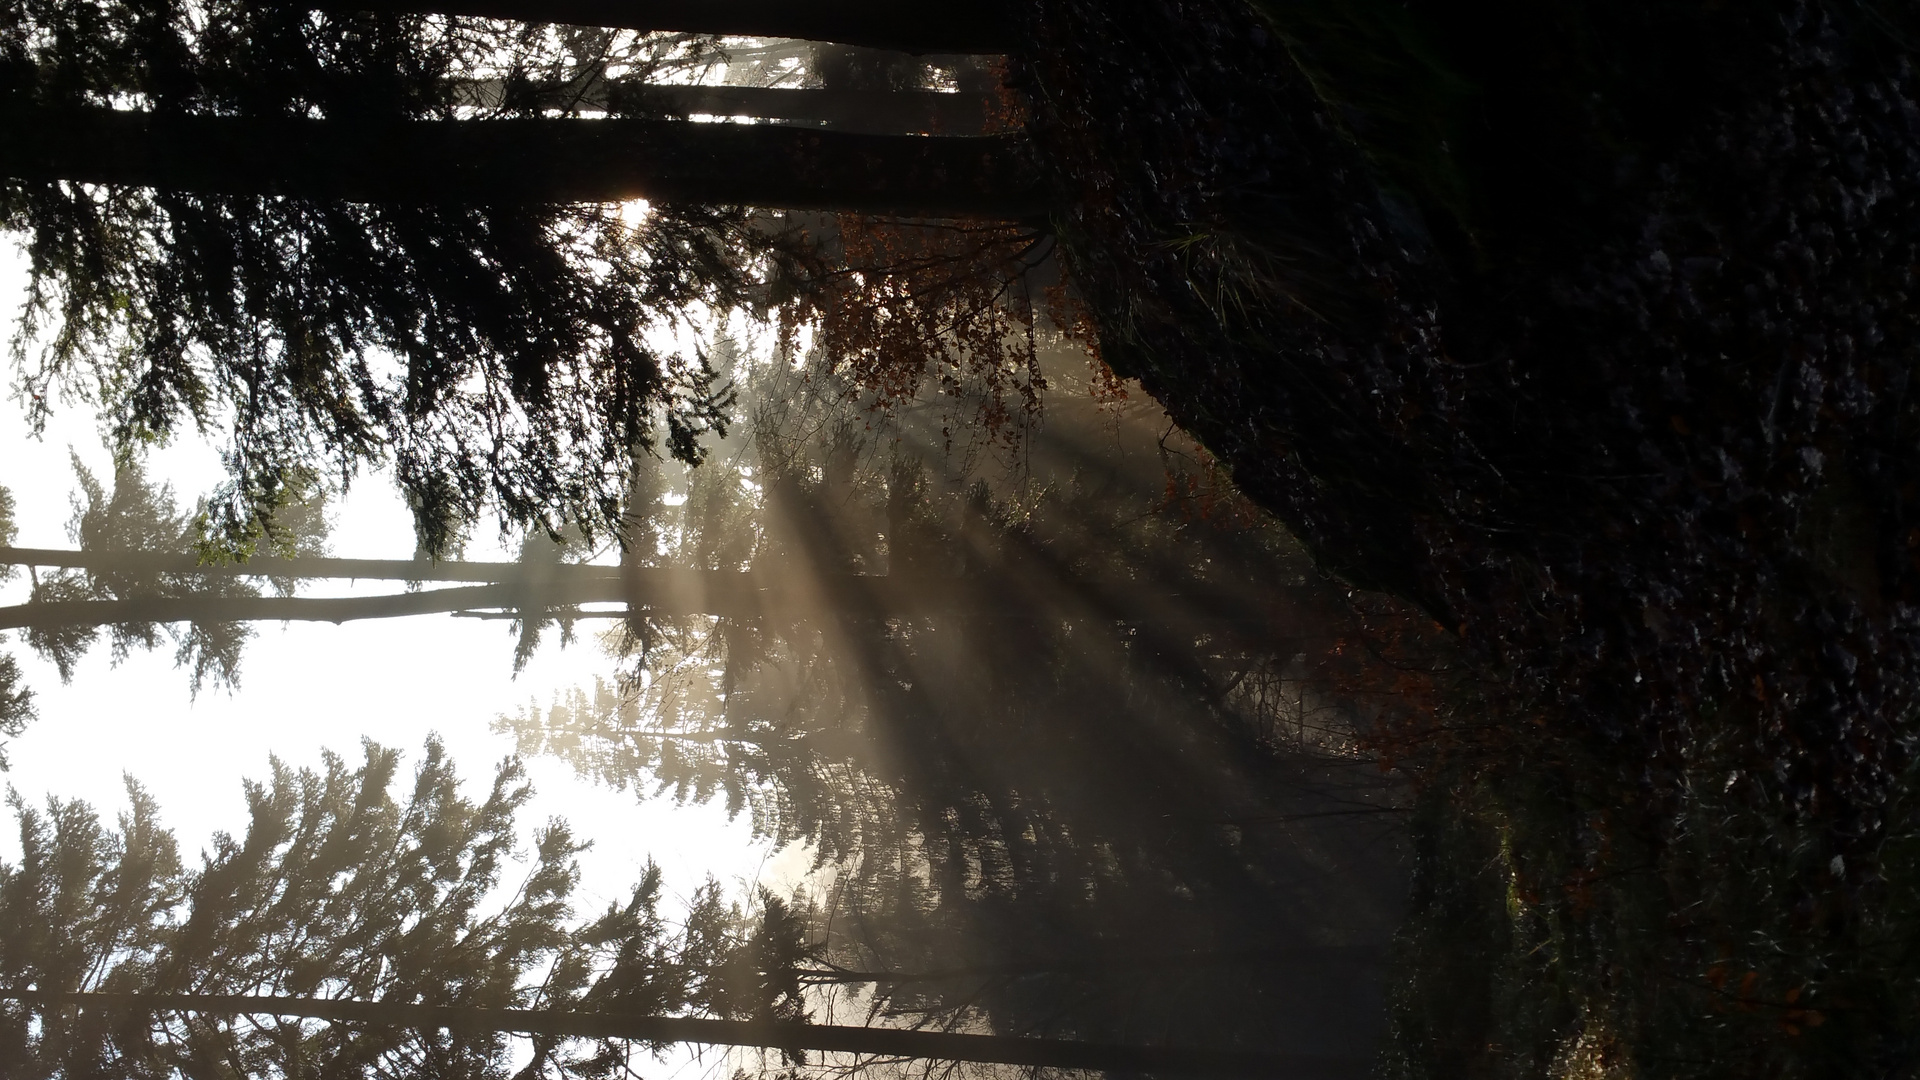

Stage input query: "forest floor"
[{"left": 1342, "top": 597, "right": 1920, "bottom": 1080}]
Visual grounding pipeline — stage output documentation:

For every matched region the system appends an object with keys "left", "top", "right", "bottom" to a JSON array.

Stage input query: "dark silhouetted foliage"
[
  {"left": 0, "top": 3, "right": 752, "bottom": 556},
  {"left": 1012, "top": 0, "right": 1920, "bottom": 1074}
]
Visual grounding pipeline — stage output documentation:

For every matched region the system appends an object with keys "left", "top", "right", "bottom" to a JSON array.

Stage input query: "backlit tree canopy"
[
  {"left": 0, "top": 2, "right": 1051, "bottom": 559},
  {"left": 1, "top": 4, "right": 747, "bottom": 556},
  {"left": 0, "top": 738, "right": 811, "bottom": 1079}
]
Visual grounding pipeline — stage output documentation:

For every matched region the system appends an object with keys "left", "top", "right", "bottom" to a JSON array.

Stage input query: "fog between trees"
[
  {"left": 0, "top": 327, "right": 1410, "bottom": 1074},
  {"left": 8, "top": 1, "right": 1782, "bottom": 1075},
  {"left": 0, "top": 5, "right": 1414, "bottom": 1054}
]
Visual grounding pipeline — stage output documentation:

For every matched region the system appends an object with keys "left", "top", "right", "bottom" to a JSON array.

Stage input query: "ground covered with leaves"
[{"left": 1011, "top": 0, "right": 1920, "bottom": 1075}]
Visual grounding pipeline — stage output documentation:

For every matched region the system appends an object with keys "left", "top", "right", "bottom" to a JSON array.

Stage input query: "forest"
[{"left": 0, "top": 1, "right": 1915, "bottom": 1078}]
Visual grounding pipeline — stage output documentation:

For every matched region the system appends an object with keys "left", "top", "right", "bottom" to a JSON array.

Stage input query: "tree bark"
[
  {"left": 456, "top": 81, "right": 1004, "bottom": 135},
  {"left": 1, "top": 990, "right": 1366, "bottom": 1077},
  {"left": 0, "top": 546, "right": 603, "bottom": 583},
  {"left": 634, "top": 87, "right": 1004, "bottom": 134},
  {"left": 0, "top": 105, "right": 1046, "bottom": 219},
  {"left": 0, "top": 548, "right": 1317, "bottom": 627},
  {"left": 330, "top": 0, "right": 1019, "bottom": 55},
  {"left": 0, "top": 578, "right": 1310, "bottom": 628},
  {"left": 0, "top": 584, "right": 562, "bottom": 631},
  {"left": 0, "top": 574, "right": 812, "bottom": 627},
  {"left": 794, "top": 945, "right": 1386, "bottom": 984}
]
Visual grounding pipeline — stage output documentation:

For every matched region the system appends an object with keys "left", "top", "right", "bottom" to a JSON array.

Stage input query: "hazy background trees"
[
  {"left": 0, "top": 485, "right": 34, "bottom": 752},
  {"left": 0, "top": 737, "right": 812, "bottom": 1078},
  {"left": 495, "top": 340, "right": 1409, "bottom": 1062},
  {"left": 0, "top": 4, "right": 1420, "bottom": 1074},
  {"left": 4, "top": 458, "right": 328, "bottom": 692}
]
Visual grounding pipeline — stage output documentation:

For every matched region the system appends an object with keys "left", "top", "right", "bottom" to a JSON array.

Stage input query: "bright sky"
[
  {"left": 0, "top": 245, "right": 803, "bottom": 967},
  {"left": 0, "top": 37, "right": 884, "bottom": 1075}
]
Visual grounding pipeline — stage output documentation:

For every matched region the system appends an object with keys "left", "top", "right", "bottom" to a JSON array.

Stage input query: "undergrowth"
[
  {"left": 1014, "top": 0, "right": 1920, "bottom": 1074},
  {"left": 1337, "top": 601, "right": 1920, "bottom": 1079}
]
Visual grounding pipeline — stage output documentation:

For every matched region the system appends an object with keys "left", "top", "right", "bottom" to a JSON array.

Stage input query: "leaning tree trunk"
[
  {"left": 0, "top": 106, "right": 1044, "bottom": 218},
  {"left": 3, "top": 990, "right": 1366, "bottom": 1077}
]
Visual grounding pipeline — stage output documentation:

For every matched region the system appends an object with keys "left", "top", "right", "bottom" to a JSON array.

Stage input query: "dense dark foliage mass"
[
  {"left": 1009, "top": 0, "right": 1920, "bottom": 1074},
  {"left": 0, "top": 3, "right": 1050, "bottom": 559},
  {"left": 1024, "top": 0, "right": 1920, "bottom": 831},
  {"left": 0, "top": 2, "right": 752, "bottom": 555}
]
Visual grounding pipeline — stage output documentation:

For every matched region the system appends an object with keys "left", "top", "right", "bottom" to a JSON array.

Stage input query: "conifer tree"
[
  {"left": 498, "top": 358, "right": 1407, "bottom": 1059},
  {"left": 0, "top": 738, "right": 810, "bottom": 1078},
  {"left": 12, "top": 456, "right": 327, "bottom": 692},
  {"left": 0, "top": 1, "right": 1044, "bottom": 557},
  {"left": 0, "top": 738, "right": 1339, "bottom": 1078},
  {"left": 1, "top": 3, "right": 750, "bottom": 555},
  {"left": 0, "top": 484, "right": 33, "bottom": 756}
]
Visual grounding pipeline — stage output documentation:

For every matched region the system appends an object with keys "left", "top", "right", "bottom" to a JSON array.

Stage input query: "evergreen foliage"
[
  {"left": 0, "top": 738, "right": 809, "bottom": 1078},
  {"left": 0, "top": 484, "right": 32, "bottom": 755},
  {"left": 0, "top": 652, "right": 28, "bottom": 755},
  {"left": 0, "top": 2, "right": 1058, "bottom": 561},
  {"left": 19, "top": 455, "right": 326, "bottom": 691},
  {"left": 0, "top": 2, "right": 747, "bottom": 556},
  {"left": 499, "top": 355, "right": 1408, "bottom": 1058}
]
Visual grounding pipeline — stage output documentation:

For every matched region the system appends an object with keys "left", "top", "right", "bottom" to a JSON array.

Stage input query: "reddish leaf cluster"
[
  {"left": 773, "top": 216, "right": 1056, "bottom": 446},
  {"left": 1302, "top": 594, "right": 1458, "bottom": 778}
]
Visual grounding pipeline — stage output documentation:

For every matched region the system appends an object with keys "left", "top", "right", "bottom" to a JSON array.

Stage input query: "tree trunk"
[
  {"left": 641, "top": 87, "right": 1004, "bottom": 134},
  {"left": 0, "top": 584, "right": 565, "bottom": 631},
  {"left": 456, "top": 81, "right": 1004, "bottom": 135},
  {"left": 0, "top": 548, "right": 1318, "bottom": 627},
  {"left": 0, "top": 545, "right": 606, "bottom": 584},
  {"left": 0, "top": 578, "right": 1311, "bottom": 629},
  {"left": 331, "top": 0, "right": 1018, "bottom": 55},
  {"left": 0, "top": 105, "right": 1045, "bottom": 219},
  {"left": 0, "top": 573, "right": 819, "bottom": 627},
  {"left": 794, "top": 945, "right": 1386, "bottom": 984},
  {"left": 1, "top": 990, "right": 1366, "bottom": 1077}
]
